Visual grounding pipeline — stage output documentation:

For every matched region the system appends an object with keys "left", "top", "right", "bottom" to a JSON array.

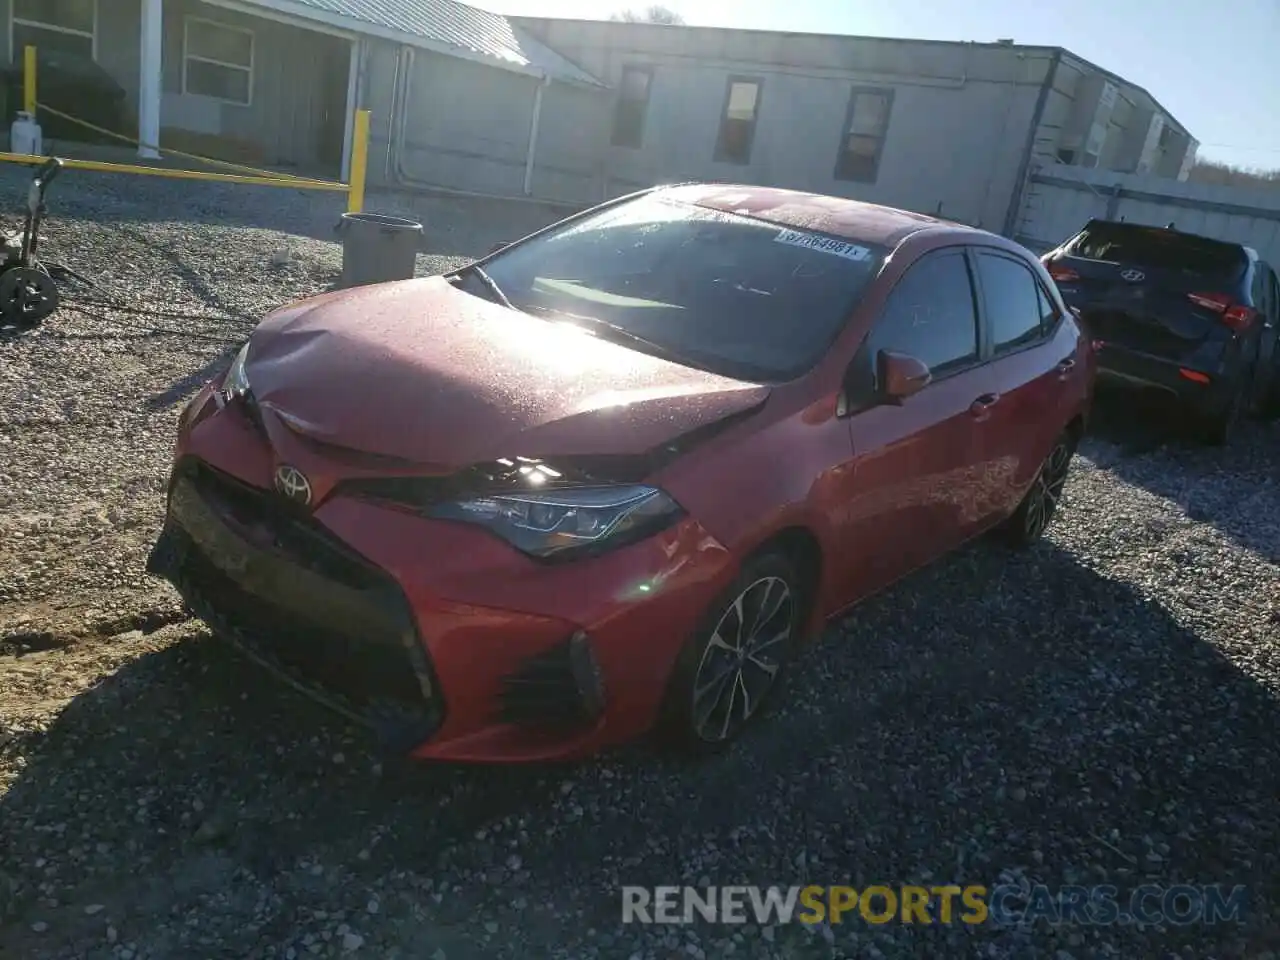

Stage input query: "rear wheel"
[
  {"left": 1194, "top": 380, "right": 1245, "bottom": 446},
  {"left": 1256, "top": 344, "right": 1280, "bottom": 421},
  {"left": 658, "top": 552, "right": 804, "bottom": 755},
  {"left": 998, "top": 431, "right": 1077, "bottom": 548}
]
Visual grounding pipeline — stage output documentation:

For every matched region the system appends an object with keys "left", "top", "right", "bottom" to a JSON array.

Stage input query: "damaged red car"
[{"left": 147, "top": 183, "right": 1094, "bottom": 763}]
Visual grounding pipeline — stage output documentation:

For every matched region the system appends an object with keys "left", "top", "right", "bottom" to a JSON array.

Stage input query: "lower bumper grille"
[
  {"left": 497, "top": 632, "right": 605, "bottom": 729},
  {"left": 148, "top": 458, "right": 442, "bottom": 753}
]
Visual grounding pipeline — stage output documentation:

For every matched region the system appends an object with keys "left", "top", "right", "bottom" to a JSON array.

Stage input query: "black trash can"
[{"left": 336, "top": 212, "right": 423, "bottom": 288}]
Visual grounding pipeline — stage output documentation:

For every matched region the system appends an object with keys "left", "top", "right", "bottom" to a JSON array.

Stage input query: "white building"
[{"left": 8, "top": 1, "right": 1196, "bottom": 239}]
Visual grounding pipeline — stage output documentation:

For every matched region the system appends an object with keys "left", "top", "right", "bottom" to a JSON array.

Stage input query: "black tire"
[
  {"left": 1256, "top": 350, "right": 1280, "bottom": 421},
  {"left": 1193, "top": 382, "right": 1245, "bottom": 447},
  {"left": 657, "top": 551, "right": 805, "bottom": 756},
  {"left": 997, "top": 430, "right": 1077, "bottom": 548}
]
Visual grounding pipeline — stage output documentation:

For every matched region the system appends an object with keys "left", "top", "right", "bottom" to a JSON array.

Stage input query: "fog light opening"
[{"left": 568, "top": 631, "right": 606, "bottom": 720}]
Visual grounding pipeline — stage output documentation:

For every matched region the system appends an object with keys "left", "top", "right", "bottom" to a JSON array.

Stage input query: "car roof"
[{"left": 655, "top": 182, "right": 982, "bottom": 248}]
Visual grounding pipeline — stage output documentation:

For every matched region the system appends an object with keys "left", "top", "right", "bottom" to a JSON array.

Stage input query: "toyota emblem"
[
  {"left": 273, "top": 464, "right": 312, "bottom": 506},
  {"left": 1120, "top": 269, "right": 1145, "bottom": 282}
]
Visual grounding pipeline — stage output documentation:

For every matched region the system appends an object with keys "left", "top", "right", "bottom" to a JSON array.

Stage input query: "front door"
[{"left": 835, "top": 248, "right": 990, "bottom": 604}]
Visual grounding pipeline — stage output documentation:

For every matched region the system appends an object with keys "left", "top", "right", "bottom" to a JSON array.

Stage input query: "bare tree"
[
  {"left": 610, "top": 5, "right": 686, "bottom": 24},
  {"left": 1187, "top": 158, "right": 1280, "bottom": 190}
]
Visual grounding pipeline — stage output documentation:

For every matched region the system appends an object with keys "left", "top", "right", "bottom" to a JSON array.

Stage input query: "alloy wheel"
[
  {"left": 1023, "top": 439, "right": 1073, "bottom": 540},
  {"left": 690, "top": 576, "right": 795, "bottom": 744}
]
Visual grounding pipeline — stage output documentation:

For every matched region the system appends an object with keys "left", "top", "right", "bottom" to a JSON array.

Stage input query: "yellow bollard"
[
  {"left": 23, "top": 45, "right": 36, "bottom": 116},
  {"left": 347, "top": 109, "right": 370, "bottom": 213}
]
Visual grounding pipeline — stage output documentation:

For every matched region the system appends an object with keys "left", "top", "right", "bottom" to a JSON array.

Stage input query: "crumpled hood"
[{"left": 244, "top": 276, "right": 770, "bottom": 470}]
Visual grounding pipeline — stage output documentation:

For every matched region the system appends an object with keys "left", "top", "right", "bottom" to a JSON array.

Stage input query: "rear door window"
[
  {"left": 974, "top": 252, "right": 1049, "bottom": 353},
  {"left": 1068, "top": 222, "right": 1246, "bottom": 286}
]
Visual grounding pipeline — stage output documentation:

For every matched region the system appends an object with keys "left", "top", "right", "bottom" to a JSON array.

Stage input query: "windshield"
[
  {"left": 473, "top": 194, "right": 887, "bottom": 381},
  {"left": 1069, "top": 222, "right": 1246, "bottom": 284}
]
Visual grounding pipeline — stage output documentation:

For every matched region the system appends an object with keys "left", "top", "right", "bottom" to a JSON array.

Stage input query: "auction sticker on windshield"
[{"left": 774, "top": 228, "right": 873, "bottom": 262}]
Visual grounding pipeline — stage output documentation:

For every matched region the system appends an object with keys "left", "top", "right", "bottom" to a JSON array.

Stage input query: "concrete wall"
[
  {"left": 514, "top": 20, "right": 1057, "bottom": 231},
  {"left": 1014, "top": 163, "right": 1280, "bottom": 266},
  {"left": 359, "top": 39, "right": 609, "bottom": 204}
]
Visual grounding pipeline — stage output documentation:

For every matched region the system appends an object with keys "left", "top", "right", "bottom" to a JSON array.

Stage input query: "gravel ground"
[{"left": 1, "top": 167, "right": 1278, "bottom": 960}]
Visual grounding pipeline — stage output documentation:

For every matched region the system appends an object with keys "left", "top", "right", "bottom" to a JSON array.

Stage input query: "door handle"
[{"left": 969, "top": 393, "right": 1000, "bottom": 419}]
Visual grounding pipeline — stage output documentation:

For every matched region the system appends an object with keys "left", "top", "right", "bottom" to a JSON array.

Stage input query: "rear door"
[
  {"left": 1050, "top": 221, "right": 1249, "bottom": 361},
  {"left": 969, "top": 248, "right": 1080, "bottom": 525},
  {"left": 837, "top": 248, "right": 990, "bottom": 601}
]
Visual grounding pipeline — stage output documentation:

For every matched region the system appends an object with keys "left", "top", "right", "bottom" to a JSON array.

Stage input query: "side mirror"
[
  {"left": 489, "top": 241, "right": 511, "bottom": 254},
  {"left": 878, "top": 351, "right": 931, "bottom": 403}
]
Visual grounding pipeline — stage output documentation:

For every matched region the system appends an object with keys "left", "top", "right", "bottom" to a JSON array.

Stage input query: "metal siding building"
[
  {"left": 360, "top": 38, "right": 610, "bottom": 202},
  {"left": 517, "top": 19, "right": 1056, "bottom": 230},
  {"left": 515, "top": 19, "right": 1198, "bottom": 234},
  {"left": 4, "top": 2, "right": 1197, "bottom": 234},
  {"left": 4, "top": 0, "right": 608, "bottom": 184}
]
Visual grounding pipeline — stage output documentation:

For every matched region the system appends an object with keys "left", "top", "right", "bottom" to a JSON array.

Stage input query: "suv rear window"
[{"left": 1068, "top": 222, "right": 1246, "bottom": 283}]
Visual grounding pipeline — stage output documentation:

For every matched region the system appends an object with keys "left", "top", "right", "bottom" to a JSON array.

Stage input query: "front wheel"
[
  {"left": 998, "top": 431, "right": 1077, "bottom": 548},
  {"left": 657, "top": 552, "right": 804, "bottom": 755}
]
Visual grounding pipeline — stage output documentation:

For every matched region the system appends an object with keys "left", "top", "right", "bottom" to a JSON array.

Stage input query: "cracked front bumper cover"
[{"left": 147, "top": 460, "right": 444, "bottom": 756}]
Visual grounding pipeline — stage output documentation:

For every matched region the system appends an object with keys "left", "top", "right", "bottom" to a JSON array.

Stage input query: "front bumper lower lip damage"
[
  {"left": 152, "top": 527, "right": 438, "bottom": 755},
  {"left": 146, "top": 460, "right": 446, "bottom": 757},
  {"left": 146, "top": 458, "right": 616, "bottom": 760}
]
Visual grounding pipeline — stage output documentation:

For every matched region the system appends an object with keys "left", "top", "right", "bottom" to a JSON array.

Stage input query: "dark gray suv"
[{"left": 1042, "top": 219, "right": 1279, "bottom": 444}]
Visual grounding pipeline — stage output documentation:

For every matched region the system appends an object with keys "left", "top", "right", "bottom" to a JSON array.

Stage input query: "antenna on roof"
[{"left": 1166, "top": 221, "right": 1176, "bottom": 230}]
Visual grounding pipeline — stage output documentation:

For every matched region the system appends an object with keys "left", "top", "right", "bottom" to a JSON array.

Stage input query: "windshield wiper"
[
  {"left": 521, "top": 305, "right": 695, "bottom": 363},
  {"left": 457, "top": 263, "right": 515, "bottom": 310}
]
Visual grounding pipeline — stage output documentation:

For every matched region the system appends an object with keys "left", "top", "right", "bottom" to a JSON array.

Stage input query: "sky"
[{"left": 476, "top": 0, "right": 1280, "bottom": 171}]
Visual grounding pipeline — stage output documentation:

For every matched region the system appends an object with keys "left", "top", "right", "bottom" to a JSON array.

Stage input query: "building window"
[
  {"left": 834, "top": 87, "right": 893, "bottom": 183},
  {"left": 13, "top": 0, "right": 95, "bottom": 61},
  {"left": 611, "top": 66, "right": 652, "bottom": 148},
  {"left": 183, "top": 17, "right": 254, "bottom": 106},
  {"left": 714, "top": 78, "right": 761, "bottom": 165}
]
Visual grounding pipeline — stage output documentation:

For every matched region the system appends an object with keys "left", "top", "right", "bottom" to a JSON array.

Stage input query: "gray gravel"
[{"left": 1, "top": 166, "right": 1279, "bottom": 960}]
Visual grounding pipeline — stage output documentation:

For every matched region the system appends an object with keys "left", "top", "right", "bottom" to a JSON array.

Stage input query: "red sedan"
[{"left": 147, "top": 184, "right": 1095, "bottom": 762}]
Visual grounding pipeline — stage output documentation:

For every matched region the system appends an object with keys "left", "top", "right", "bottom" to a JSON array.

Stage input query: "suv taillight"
[
  {"left": 1047, "top": 263, "right": 1079, "bottom": 283},
  {"left": 1187, "top": 291, "right": 1257, "bottom": 332}
]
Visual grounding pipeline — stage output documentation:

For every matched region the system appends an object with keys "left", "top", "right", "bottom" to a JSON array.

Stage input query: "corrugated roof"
[{"left": 256, "top": 0, "right": 606, "bottom": 87}]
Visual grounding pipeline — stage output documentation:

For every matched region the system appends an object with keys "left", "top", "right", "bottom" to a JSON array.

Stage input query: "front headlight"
[
  {"left": 428, "top": 484, "right": 682, "bottom": 559},
  {"left": 221, "top": 340, "right": 252, "bottom": 402}
]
